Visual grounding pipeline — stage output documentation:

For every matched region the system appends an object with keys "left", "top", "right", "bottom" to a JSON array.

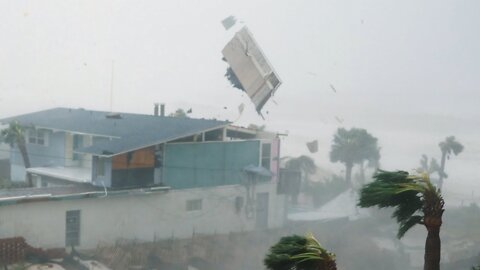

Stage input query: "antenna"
[{"left": 109, "top": 60, "right": 114, "bottom": 112}]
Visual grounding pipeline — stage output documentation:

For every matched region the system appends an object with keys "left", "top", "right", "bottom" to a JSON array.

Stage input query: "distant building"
[{"left": 0, "top": 107, "right": 286, "bottom": 249}]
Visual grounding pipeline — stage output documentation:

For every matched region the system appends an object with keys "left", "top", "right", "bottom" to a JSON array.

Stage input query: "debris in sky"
[
  {"left": 221, "top": 16, "right": 237, "bottom": 30},
  {"left": 361, "top": 19, "right": 365, "bottom": 24},
  {"left": 330, "top": 84, "right": 337, "bottom": 93},
  {"left": 222, "top": 26, "right": 282, "bottom": 116},
  {"left": 306, "top": 140, "right": 318, "bottom": 153},
  {"left": 223, "top": 106, "right": 228, "bottom": 109},
  {"left": 307, "top": 71, "right": 317, "bottom": 76},
  {"left": 335, "top": 116, "right": 344, "bottom": 124}
]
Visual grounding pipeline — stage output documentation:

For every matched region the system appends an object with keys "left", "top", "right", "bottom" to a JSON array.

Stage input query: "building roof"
[
  {"left": 0, "top": 107, "right": 229, "bottom": 156},
  {"left": 0, "top": 185, "right": 170, "bottom": 206}
]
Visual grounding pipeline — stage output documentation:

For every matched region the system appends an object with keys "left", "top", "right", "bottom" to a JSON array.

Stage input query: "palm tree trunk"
[
  {"left": 438, "top": 151, "right": 446, "bottom": 190},
  {"left": 423, "top": 194, "right": 444, "bottom": 270},
  {"left": 17, "top": 137, "right": 33, "bottom": 187},
  {"left": 359, "top": 161, "right": 365, "bottom": 185},
  {"left": 424, "top": 222, "right": 441, "bottom": 270},
  {"left": 345, "top": 162, "right": 353, "bottom": 187}
]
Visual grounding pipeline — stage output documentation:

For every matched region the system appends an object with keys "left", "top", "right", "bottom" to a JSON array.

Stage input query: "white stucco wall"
[{"left": 0, "top": 183, "right": 286, "bottom": 249}]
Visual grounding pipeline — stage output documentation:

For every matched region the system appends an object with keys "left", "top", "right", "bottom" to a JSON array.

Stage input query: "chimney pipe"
[
  {"left": 160, "top": 104, "right": 165, "bottom": 117},
  {"left": 154, "top": 103, "right": 159, "bottom": 116}
]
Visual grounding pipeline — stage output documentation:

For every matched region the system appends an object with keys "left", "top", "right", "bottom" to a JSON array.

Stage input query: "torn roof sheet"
[{"left": 222, "top": 26, "right": 282, "bottom": 115}]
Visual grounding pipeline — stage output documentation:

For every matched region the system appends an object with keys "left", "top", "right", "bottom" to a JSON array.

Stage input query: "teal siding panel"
[
  {"left": 164, "top": 141, "right": 260, "bottom": 189},
  {"left": 164, "top": 143, "right": 196, "bottom": 189}
]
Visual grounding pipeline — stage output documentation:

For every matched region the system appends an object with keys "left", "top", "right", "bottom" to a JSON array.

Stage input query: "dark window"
[
  {"left": 186, "top": 199, "right": 202, "bottom": 211},
  {"left": 261, "top": 143, "right": 271, "bottom": 170},
  {"left": 73, "top": 134, "right": 82, "bottom": 161},
  {"left": 27, "top": 129, "right": 48, "bottom": 146},
  {"left": 96, "top": 157, "right": 106, "bottom": 177},
  {"left": 65, "top": 210, "right": 80, "bottom": 246}
]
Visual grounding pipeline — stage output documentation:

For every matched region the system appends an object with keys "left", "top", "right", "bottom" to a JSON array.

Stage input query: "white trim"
[
  {"left": 33, "top": 125, "right": 120, "bottom": 139},
  {"left": 85, "top": 124, "right": 230, "bottom": 158}
]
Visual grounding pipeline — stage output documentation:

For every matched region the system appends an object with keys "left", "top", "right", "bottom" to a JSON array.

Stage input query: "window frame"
[
  {"left": 261, "top": 142, "right": 271, "bottom": 170},
  {"left": 27, "top": 129, "right": 49, "bottom": 146}
]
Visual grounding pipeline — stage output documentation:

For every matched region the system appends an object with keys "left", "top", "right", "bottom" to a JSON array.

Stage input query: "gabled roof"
[{"left": 0, "top": 108, "right": 229, "bottom": 156}]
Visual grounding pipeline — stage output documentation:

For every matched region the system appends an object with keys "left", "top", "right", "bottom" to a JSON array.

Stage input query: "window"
[
  {"left": 261, "top": 143, "right": 271, "bottom": 170},
  {"left": 96, "top": 157, "right": 106, "bottom": 177},
  {"left": 73, "top": 134, "right": 82, "bottom": 161},
  {"left": 186, "top": 199, "right": 202, "bottom": 211},
  {"left": 27, "top": 129, "right": 48, "bottom": 146},
  {"left": 65, "top": 210, "right": 80, "bottom": 247}
]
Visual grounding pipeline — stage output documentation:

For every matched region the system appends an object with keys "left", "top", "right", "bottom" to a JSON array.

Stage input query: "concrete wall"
[{"left": 0, "top": 183, "right": 286, "bottom": 249}]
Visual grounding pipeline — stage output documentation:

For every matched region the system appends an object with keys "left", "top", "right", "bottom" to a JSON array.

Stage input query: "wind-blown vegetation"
[
  {"left": 264, "top": 233, "right": 336, "bottom": 270},
  {"left": 358, "top": 170, "right": 444, "bottom": 270}
]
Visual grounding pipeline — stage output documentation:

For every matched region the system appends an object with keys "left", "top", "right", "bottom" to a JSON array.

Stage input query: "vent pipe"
[{"left": 160, "top": 104, "right": 165, "bottom": 117}]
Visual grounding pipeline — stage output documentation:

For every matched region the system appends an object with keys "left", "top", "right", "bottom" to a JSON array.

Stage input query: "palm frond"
[
  {"left": 358, "top": 170, "right": 434, "bottom": 238},
  {"left": 398, "top": 215, "right": 423, "bottom": 238},
  {"left": 264, "top": 234, "right": 335, "bottom": 270}
]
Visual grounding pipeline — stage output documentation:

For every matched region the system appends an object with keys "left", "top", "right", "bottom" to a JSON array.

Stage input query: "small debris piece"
[
  {"left": 330, "top": 84, "right": 337, "bottom": 93},
  {"left": 221, "top": 16, "right": 237, "bottom": 30},
  {"left": 334, "top": 116, "right": 344, "bottom": 123},
  {"left": 306, "top": 140, "right": 318, "bottom": 153}
]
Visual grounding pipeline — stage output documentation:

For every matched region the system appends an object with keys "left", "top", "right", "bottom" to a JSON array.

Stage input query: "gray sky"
[{"left": 1, "top": 0, "right": 479, "bottom": 198}]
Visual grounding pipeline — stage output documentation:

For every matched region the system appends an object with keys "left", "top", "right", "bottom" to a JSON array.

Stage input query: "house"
[{"left": 0, "top": 107, "right": 286, "bottom": 249}]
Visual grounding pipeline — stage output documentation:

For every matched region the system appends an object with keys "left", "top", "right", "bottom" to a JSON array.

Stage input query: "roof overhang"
[{"left": 27, "top": 166, "right": 92, "bottom": 183}]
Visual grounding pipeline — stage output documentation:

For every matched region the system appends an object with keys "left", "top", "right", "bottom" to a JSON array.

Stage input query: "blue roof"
[{"left": 1, "top": 108, "right": 229, "bottom": 156}]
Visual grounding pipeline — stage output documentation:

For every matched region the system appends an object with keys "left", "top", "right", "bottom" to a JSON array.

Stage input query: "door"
[
  {"left": 255, "top": 192, "right": 269, "bottom": 229},
  {"left": 66, "top": 210, "right": 81, "bottom": 247}
]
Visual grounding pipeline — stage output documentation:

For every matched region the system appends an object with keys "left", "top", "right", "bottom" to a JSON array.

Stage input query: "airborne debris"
[
  {"left": 330, "top": 84, "right": 337, "bottom": 93},
  {"left": 334, "top": 116, "right": 344, "bottom": 123},
  {"left": 306, "top": 140, "right": 318, "bottom": 153},
  {"left": 222, "top": 26, "right": 282, "bottom": 116},
  {"left": 221, "top": 16, "right": 237, "bottom": 30}
]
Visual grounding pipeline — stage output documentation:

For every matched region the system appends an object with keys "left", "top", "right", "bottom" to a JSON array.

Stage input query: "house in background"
[{"left": 0, "top": 107, "right": 286, "bottom": 249}]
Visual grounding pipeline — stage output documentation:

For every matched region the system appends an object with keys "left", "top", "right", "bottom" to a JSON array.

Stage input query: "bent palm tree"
[
  {"left": 438, "top": 136, "right": 464, "bottom": 190},
  {"left": 264, "top": 233, "right": 336, "bottom": 270},
  {"left": 358, "top": 170, "right": 444, "bottom": 270},
  {"left": 0, "top": 122, "right": 33, "bottom": 187}
]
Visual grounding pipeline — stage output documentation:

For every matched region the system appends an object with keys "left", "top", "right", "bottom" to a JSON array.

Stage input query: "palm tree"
[
  {"left": 264, "top": 233, "right": 336, "bottom": 270},
  {"left": 285, "top": 155, "right": 316, "bottom": 182},
  {"left": 438, "top": 136, "right": 464, "bottom": 190},
  {"left": 168, "top": 108, "right": 189, "bottom": 118},
  {"left": 0, "top": 121, "right": 33, "bottom": 187},
  {"left": 284, "top": 155, "right": 316, "bottom": 204},
  {"left": 358, "top": 170, "right": 444, "bottom": 270},
  {"left": 329, "top": 128, "right": 380, "bottom": 186},
  {"left": 418, "top": 154, "right": 445, "bottom": 181}
]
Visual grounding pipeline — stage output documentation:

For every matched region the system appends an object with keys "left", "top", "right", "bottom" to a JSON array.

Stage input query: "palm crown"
[
  {"left": 264, "top": 233, "right": 336, "bottom": 270},
  {"left": 358, "top": 170, "right": 444, "bottom": 238}
]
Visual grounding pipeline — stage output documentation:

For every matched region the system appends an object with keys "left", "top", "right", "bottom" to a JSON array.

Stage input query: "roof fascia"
[{"left": 88, "top": 123, "right": 231, "bottom": 158}]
